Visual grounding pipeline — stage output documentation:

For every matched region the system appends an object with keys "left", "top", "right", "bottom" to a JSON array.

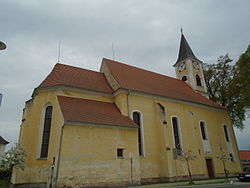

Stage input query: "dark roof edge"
[
  {"left": 64, "top": 120, "right": 138, "bottom": 130},
  {"left": 173, "top": 56, "right": 203, "bottom": 67},
  {"left": 32, "top": 85, "right": 114, "bottom": 98},
  {"left": 103, "top": 57, "right": 181, "bottom": 83},
  {"left": 114, "top": 88, "right": 227, "bottom": 112}
]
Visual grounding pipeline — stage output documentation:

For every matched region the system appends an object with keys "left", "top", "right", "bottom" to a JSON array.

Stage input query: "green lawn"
[{"left": 0, "top": 178, "right": 8, "bottom": 188}]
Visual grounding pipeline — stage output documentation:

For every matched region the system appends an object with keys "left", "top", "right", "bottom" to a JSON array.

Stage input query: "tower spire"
[
  {"left": 174, "top": 33, "right": 201, "bottom": 66},
  {"left": 173, "top": 32, "right": 208, "bottom": 98}
]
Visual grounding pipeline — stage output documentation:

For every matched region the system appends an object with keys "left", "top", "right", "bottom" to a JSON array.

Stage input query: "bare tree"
[
  {"left": 179, "top": 150, "right": 197, "bottom": 184},
  {"left": 216, "top": 146, "right": 230, "bottom": 182}
]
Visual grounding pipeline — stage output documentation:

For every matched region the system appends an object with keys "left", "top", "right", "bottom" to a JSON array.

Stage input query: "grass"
[
  {"left": 0, "top": 178, "right": 8, "bottom": 188},
  {"left": 139, "top": 177, "right": 235, "bottom": 187}
]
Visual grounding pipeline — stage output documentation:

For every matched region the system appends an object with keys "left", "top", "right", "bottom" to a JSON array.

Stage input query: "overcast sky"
[{"left": 1, "top": 0, "right": 250, "bottom": 150}]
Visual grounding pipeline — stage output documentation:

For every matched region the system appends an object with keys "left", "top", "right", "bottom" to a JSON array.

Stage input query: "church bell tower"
[{"left": 173, "top": 32, "right": 208, "bottom": 98}]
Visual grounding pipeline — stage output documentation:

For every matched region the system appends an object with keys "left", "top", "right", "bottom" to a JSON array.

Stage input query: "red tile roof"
[
  {"left": 102, "top": 58, "right": 225, "bottom": 110},
  {"left": 57, "top": 96, "right": 137, "bottom": 128},
  {"left": 239, "top": 150, "right": 250, "bottom": 161},
  {"left": 0, "top": 136, "right": 9, "bottom": 145},
  {"left": 39, "top": 63, "right": 113, "bottom": 94}
]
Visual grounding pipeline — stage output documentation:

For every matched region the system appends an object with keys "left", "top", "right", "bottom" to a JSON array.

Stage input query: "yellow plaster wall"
[
  {"left": 12, "top": 88, "right": 114, "bottom": 185},
  {"left": 13, "top": 90, "right": 64, "bottom": 184},
  {"left": 114, "top": 93, "right": 129, "bottom": 116},
  {"left": 14, "top": 86, "right": 241, "bottom": 186},
  {"left": 57, "top": 125, "right": 140, "bottom": 187},
  {"left": 116, "top": 93, "right": 241, "bottom": 179}
]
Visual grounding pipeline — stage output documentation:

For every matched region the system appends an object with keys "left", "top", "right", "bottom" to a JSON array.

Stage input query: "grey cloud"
[{"left": 0, "top": 0, "right": 250, "bottom": 149}]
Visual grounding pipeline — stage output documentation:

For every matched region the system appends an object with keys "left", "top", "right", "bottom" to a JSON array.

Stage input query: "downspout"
[{"left": 54, "top": 124, "right": 65, "bottom": 188}]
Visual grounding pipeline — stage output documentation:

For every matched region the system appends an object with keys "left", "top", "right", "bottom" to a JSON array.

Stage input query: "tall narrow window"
[
  {"left": 172, "top": 117, "right": 181, "bottom": 151},
  {"left": 196, "top": 75, "right": 202, "bottom": 86},
  {"left": 157, "top": 103, "right": 167, "bottom": 124},
  {"left": 200, "top": 121, "right": 207, "bottom": 140},
  {"left": 133, "top": 111, "right": 144, "bottom": 156},
  {"left": 223, "top": 125, "right": 230, "bottom": 142},
  {"left": 229, "top": 153, "right": 234, "bottom": 162},
  {"left": 40, "top": 106, "right": 53, "bottom": 158}
]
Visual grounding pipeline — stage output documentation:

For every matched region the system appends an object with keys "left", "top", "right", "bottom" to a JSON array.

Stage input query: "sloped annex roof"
[
  {"left": 239, "top": 150, "right": 250, "bottom": 161},
  {"left": 0, "top": 136, "right": 9, "bottom": 145},
  {"left": 38, "top": 63, "right": 113, "bottom": 94},
  {"left": 57, "top": 96, "right": 137, "bottom": 128},
  {"left": 103, "top": 58, "right": 225, "bottom": 110}
]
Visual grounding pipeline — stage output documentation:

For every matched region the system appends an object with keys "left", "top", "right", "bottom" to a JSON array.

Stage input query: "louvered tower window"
[{"left": 196, "top": 75, "right": 202, "bottom": 86}]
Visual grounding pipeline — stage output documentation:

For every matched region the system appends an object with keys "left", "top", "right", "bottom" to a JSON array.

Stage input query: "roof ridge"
[
  {"left": 103, "top": 58, "right": 225, "bottom": 110},
  {"left": 37, "top": 62, "right": 113, "bottom": 94},
  {"left": 103, "top": 57, "right": 182, "bottom": 82},
  {"left": 55, "top": 63, "right": 101, "bottom": 74}
]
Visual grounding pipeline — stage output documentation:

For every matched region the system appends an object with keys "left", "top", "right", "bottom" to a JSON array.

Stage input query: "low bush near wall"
[
  {"left": 0, "top": 178, "right": 8, "bottom": 188},
  {"left": 0, "top": 168, "right": 11, "bottom": 179}
]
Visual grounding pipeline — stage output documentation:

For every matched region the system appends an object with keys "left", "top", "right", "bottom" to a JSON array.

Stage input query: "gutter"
[{"left": 64, "top": 120, "right": 137, "bottom": 130}]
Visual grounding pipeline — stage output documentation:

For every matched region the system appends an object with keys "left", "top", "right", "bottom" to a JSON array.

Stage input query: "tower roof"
[{"left": 174, "top": 33, "right": 201, "bottom": 66}]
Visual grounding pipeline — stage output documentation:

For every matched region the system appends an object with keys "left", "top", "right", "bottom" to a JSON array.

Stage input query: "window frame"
[
  {"left": 171, "top": 116, "right": 182, "bottom": 153},
  {"left": 156, "top": 103, "right": 167, "bottom": 124},
  {"left": 199, "top": 121, "right": 208, "bottom": 140},
  {"left": 223, "top": 124, "right": 230, "bottom": 142},
  {"left": 132, "top": 110, "right": 145, "bottom": 157},
  {"left": 38, "top": 104, "right": 53, "bottom": 159},
  {"left": 229, "top": 153, "right": 234, "bottom": 162},
  {"left": 117, "top": 148, "right": 124, "bottom": 159},
  {"left": 196, "top": 74, "right": 202, "bottom": 87}
]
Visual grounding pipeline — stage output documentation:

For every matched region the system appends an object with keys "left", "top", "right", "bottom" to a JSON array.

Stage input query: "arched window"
[
  {"left": 223, "top": 125, "right": 230, "bottom": 142},
  {"left": 182, "top": 76, "right": 187, "bottom": 82},
  {"left": 40, "top": 106, "right": 53, "bottom": 158},
  {"left": 172, "top": 117, "right": 181, "bottom": 151},
  {"left": 200, "top": 121, "right": 207, "bottom": 140},
  {"left": 229, "top": 153, "right": 234, "bottom": 162},
  {"left": 156, "top": 103, "right": 167, "bottom": 124},
  {"left": 196, "top": 75, "right": 202, "bottom": 86},
  {"left": 133, "top": 111, "right": 144, "bottom": 156}
]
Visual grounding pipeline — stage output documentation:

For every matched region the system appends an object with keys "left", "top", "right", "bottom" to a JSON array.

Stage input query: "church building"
[{"left": 12, "top": 34, "right": 241, "bottom": 187}]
